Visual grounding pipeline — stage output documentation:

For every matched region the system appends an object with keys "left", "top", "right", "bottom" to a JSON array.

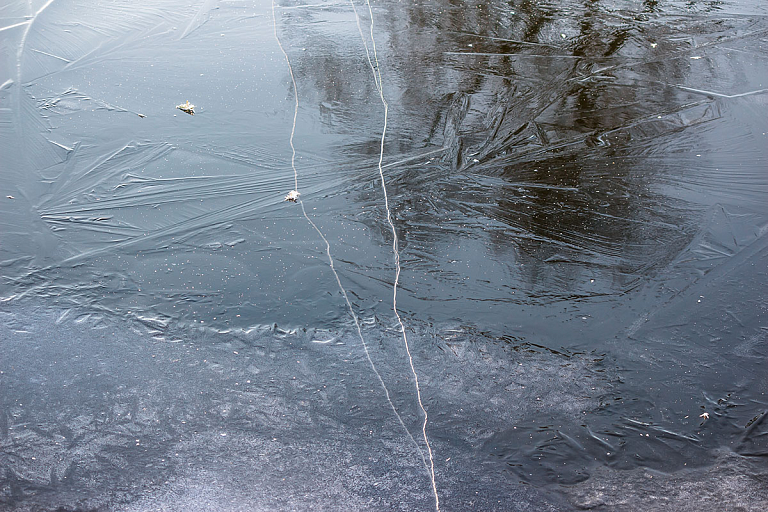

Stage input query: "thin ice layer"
[{"left": 1, "top": 0, "right": 767, "bottom": 510}]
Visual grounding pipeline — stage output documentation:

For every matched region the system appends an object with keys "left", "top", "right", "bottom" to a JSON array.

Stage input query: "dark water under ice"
[{"left": 1, "top": 0, "right": 767, "bottom": 510}]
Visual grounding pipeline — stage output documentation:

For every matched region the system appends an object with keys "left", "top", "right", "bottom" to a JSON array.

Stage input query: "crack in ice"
[
  {"left": 17, "top": 0, "right": 57, "bottom": 84},
  {"left": 270, "top": 0, "right": 428, "bottom": 480},
  {"left": 350, "top": 0, "right": 440, "bottom": 509}
]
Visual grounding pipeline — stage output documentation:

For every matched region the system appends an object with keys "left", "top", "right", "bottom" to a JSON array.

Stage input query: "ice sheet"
[{"left": 2, "top": 0, "right": 767, "bottom": 509}]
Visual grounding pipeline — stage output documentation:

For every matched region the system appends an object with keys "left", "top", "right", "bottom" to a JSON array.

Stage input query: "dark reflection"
[
  {"left": 283, "top": 0, "right": 768, "bottom": 488},
  {"left": 284, "top": 0, "right": 708, "bottom": 300}
]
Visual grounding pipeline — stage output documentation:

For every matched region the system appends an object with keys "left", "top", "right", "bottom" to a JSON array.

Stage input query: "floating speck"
[{"left": 176, "top": 100, "right": 195, "bottom": 115}]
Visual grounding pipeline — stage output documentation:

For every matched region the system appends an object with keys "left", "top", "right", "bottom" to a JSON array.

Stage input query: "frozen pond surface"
[{"left": 1, "top": 0, "right": 767, "bottom": 510}]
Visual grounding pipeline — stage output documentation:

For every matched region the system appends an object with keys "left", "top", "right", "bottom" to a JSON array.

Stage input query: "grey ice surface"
[
  {"left": 3, "top": 304, "right": 767, "bottom": 511},
  {"left": 1, "top": 305, "right": 577, "bottom": 511},
  {"left": 2, "top": 0, "right": 768, "bottom": 510},
  {"left": 565, "top": 451, "right": 768, "bottom": 511}
]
